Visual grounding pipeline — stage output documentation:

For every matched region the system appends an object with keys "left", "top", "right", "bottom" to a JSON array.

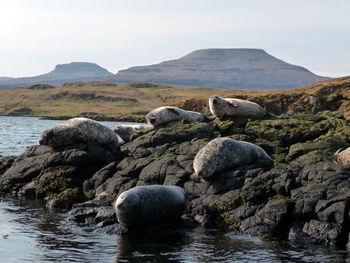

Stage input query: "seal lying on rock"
[
  {"left": 193, "top": 138, "right": 273, "bottom": 178},
  {"left": 114, "top": 124, "right": 149, "bottom": 143},
  {"left": 209, "top": 95, "right": 271, "bottom": 119},
  {"left": 39, "top": 117, "right": 119, "bottom": 149},
  {"left": 334, "top": 148, "right": 350, "bottom": 166},
  {"left": 115, "top": 185, "right": 187, "bottom": 228},
  {"left": 146, "top": 106, "right": 208, "bottom": 127}
]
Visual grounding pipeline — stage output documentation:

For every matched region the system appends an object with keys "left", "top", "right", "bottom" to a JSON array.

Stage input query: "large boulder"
[{"left": 0, "top": 142, "right": 122, "bottom": 208}]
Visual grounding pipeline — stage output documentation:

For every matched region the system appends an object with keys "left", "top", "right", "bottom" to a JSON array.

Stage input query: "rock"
[
  {"left": 69, "top": 199, "right": 116, "bottom": 227},
  {"left": 2, "top": 112, "right": 350, "bottom": 247},
  {"left": 0, "top": 142, "right": 122, "bottom": 208},
  {"left": 255, "top": 199, "right": 294, "bottom": 236},
  {"left": 83, "top": 162, "right": 118, "bottom": 192},
  {"left": 0, "top": 145, "right": 52, "bottom": 192},
  {"left": 0, "top": 156, "right": 16, "bottom": 176},
  {"left": 302, "top": 220, "right": 342, "bottom": 245},
  {"left": 47, "top": 187, "right": 86, "bottom": 209}
]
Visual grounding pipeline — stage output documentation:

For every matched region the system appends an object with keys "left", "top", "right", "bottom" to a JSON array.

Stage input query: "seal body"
[
  {"left": 193, "top": 138, "right": 273, "bottom": 178},
  {"left": 334, "top": 148, "right": 350, "bottom": 166},
  {"left": 115, "top": 185, "right": 186, "bottom": 228},
  {"left": 39, "top": 117, "right": 119, "bottom": 149},
  {"left": 146, "top": 106, "right": 208, "bottom": 127},
  {"left": 114, "top": 124, "right": 148, "bottom": 143},
  {"left": 209, "top": 95, "right": 270, "bottom": 119}
]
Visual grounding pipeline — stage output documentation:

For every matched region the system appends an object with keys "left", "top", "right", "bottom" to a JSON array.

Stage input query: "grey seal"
[
  {"left": 193, "top": 137, "right": 273, "bottom": 178},
  {"left": 39, "top": 117, "right": 119, "bottom": 149},
  {"left": 209, "top": 95, "right": 271, "bottom": 119},
  {"left": 115, "top": 185, "right": 187, "bottom": 228},
  {"left": 146, "top": 106, "right": 208, "bottom": 127}
]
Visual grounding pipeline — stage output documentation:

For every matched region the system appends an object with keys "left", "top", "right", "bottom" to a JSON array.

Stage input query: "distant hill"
[
  {"left": 115, "top": 49, "right": 328, "bottom": 90},
  {"left": 0, "top": 62, "right": 114, "bottom": 89}
]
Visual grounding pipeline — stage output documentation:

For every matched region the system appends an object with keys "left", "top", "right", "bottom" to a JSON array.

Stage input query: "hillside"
[
  {"left": 115, "top": 49, "right": 327, "bottom": 90},
  {"left": 0, "top": 62, "right": 114, "bottom": 89},
  {"left": 0, "top": 77, "right": 349, "bottom": 120},
  {"left": 169, "top": 76, "right": 350, "bottom": 118},
  {"left": 0, "top": 81, "right": 227, "bottom": 118}
]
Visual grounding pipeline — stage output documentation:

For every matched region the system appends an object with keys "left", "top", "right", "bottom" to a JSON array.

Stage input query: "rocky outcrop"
[
  {"left": 0, "top": 143, "right": 123, "bottom": 208},
  {"left": 1, "top": 111, "right": 350, "bottom": 249}
]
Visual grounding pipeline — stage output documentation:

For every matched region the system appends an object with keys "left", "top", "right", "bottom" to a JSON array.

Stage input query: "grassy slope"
[
  {"left": 0, "top": 76, "right": 349, "bottom": 118},
  {"left": 0, "top": 82, "right": 228, "bottom": 117},
  {"left": 169, "top": 76, "right": 350, "bottom": 118}
]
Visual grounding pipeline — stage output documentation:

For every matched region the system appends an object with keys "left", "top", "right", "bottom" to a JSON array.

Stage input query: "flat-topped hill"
[
  {"left": 0, "top": 62, "right": 114, "bottom": 89},
  {"left": 115, "top": 49, "right": 327, "bottom": 90}
]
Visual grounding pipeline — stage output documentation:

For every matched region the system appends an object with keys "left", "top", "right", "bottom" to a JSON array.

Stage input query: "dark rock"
[
  {"left": 302, "top": 220, "right": 342, "bottom": 245},
  {"left": 255, "top": 199, "right": 294, "bottom": 237},
  {"left": 0, "top": 156, "right": 16, "bottom": 176},
  {"left": 83, "top": 162, "right": 118, "bottom": 192},
  {"left": 0, "top": 142, "right": 122, "bottom": 208},
  {"left": 69, "top": 199, "right": 116, "bottom": 226},
  {"left": 47, "top": 187, "right": 86, "bottom": 209},
  {"left": 2, "top": 112, "right": 350, "bottom": 247},
  {"left": 0, "top": 145, "right": 52, "bottom": 192}
]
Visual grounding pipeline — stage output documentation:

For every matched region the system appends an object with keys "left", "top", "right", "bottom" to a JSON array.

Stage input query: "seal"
[
  {"left": 39, "top": 117, "right": 119, "bottom": 149},
  {"left": 209, "top": 95, "right": 271, "bottom": 119},
  {"left": 114, "top": 124, "right": 149, "bottom": 143},
  {"left": 115, "top": 185, "right": 187, "bottom": 228},
  {"left": 193, "top": 138, "right": 273, "bottom": 178},
  {"left": 145, "top": 106, "right": 208, "bottom": 127},
  {"left": 334, "top": 148, "right": 350, "bottom": 166}
]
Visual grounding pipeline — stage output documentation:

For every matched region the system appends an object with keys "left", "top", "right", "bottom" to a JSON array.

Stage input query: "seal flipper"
[{"left": 167, "top": 108, "right": 181, "bottom": 115}]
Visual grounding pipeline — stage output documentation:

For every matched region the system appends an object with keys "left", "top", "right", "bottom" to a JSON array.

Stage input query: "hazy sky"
[{"left": 0, "top": 0, "right": 349, "bottom": 77}]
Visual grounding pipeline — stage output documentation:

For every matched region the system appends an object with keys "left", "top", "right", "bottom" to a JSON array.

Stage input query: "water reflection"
[
  {"left": 115, "top": 231, "right": 187, "bottom": 263},
  {"left": 1, "top": 194, "right": 350, "bottom": 263},
  {"left": 0, "top": 194, "right": 117, "bottom": 262}
]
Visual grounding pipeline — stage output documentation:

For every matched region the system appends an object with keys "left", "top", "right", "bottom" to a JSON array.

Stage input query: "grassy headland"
[{"left": 0, "top": 76, "right": 349, "bottom": 119}]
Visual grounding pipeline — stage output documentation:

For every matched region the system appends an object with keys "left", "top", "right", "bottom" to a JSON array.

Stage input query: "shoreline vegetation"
[{"left": 0, "top": 76, "right": 349, "bottom": 120}]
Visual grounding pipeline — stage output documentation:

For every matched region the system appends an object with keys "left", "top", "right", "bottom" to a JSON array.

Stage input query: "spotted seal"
[
  {"left": 209, "top": 95, "right": 271, "bottom": 119},
  {"left": 145, "top": 106, "right": 208, "bottom": 127},
  {"left": 115, "top": 185, "right": 188, "bottom": 228},
  {"left": 193, "top": 138, "right": 273, "bottom": 178},
  {"left": 39, "top": 117, "right": 119, "bottom": 149}
]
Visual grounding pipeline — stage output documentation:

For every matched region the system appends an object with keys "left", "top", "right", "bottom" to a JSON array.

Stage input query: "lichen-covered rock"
[
  {"left": 289, "top": 220, "right": 342, "bottom": 245},
  {"left": 0, "top": 142, "right": 122, "bottom": 208}
]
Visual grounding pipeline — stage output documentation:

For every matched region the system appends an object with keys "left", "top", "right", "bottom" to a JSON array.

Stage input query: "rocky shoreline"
[
  {"left": 1, "top": 111, "right": 350, "bottom": 249},
  {"left": 41, "top": 114, "right": 146, "bottom": 123}
]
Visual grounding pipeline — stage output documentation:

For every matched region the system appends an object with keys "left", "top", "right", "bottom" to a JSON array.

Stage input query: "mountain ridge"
[
  {"left": 0, "top": 62, "right": 114, "bottom": 89},
  {"left": 0, "top": 49, "right": 329, "bottom": 90},
  {"left": 114, "top": 48, "right": 328, "bottom": 90}
]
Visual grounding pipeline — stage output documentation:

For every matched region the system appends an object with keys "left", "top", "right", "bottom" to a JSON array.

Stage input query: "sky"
[{"left": 0, "top": 0, "right": 349, "bottom": 78}]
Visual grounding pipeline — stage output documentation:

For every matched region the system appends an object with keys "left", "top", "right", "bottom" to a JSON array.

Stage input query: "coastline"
[
  {"left": 1, "top": 111, "right": 350, "bottom": 250},
  {"left": 0, "top": 114, "right": 146, "bottom": 123}
]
